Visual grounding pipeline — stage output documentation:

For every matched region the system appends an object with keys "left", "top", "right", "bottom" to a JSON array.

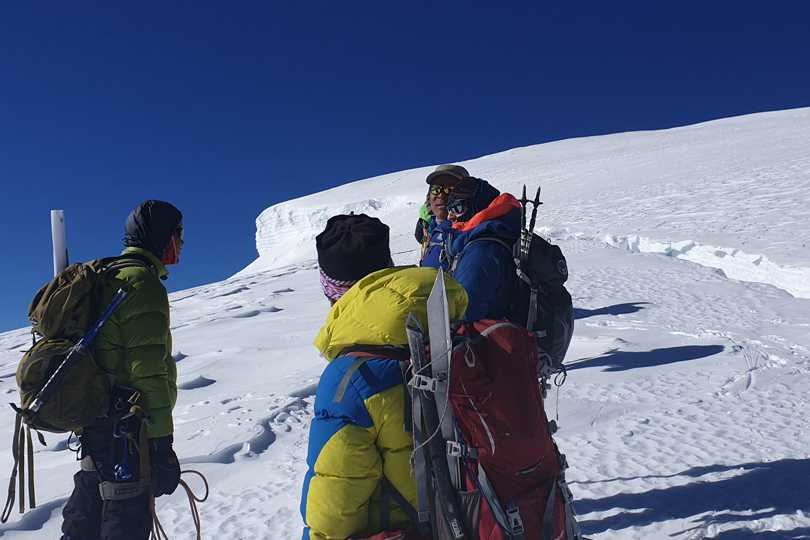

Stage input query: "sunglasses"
[
  {"left": 429, "top": 185, "right": 454, "bottom": 196},
  {"left": 447, "top": 196, "right": 469, "bottom": 216}
]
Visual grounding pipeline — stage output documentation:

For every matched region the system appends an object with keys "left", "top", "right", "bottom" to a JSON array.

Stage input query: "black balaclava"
[
  {"left": 123, "top": 200, "right": 183, "bottom": 259},
  {"left": 450, "top": 178, "right": 501, "bottom": 222}
]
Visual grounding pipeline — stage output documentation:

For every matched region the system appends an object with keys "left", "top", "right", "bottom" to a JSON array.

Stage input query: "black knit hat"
[
  {"left": 123, "top": 200, "right": 183, "bottom": 258},
  {"left": 316, "top": 214, "right": 392, "bottom": 281}
]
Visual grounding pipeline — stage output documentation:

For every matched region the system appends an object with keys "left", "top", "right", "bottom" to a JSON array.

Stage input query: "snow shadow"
[
  {"left": 711, "top": 527, "right": 810, "bottom": 539},
  {"left": 178, "top": 375, "right": 216, "bottom": 390},
  {"left": 0, "top": 497, "right": 66, "bottom": 536},
  {"left": 181, "top": 416, "right": 277, "bottom": 465},
  {"left": 576, "top": 458, "right": 810, "bottom": 537},
  {"left": 574, "top": 302, "right": 650, "bottom": 320},
  {"left": 568, "top": 345, "right": 724, "bottom": 372}
]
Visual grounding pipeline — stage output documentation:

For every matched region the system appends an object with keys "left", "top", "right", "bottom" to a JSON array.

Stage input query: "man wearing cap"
[
  {"left": 302, "top": 214, "right": 467, "bottom": 540},
  {"left": 414, "top": 174, "right": 452, "bottom": 262},
  {"left": 420, "top": 164, "right": 522, "bottom": 321}
]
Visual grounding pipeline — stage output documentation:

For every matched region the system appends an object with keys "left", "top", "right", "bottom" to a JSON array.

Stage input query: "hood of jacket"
[
  {"left": 123, "top": 200, "right": 183, "bottom": 260},
  {"left": 314, "top": 266, "right": 468, "bottom": 361},
  {"left": 449, "top": 178, "right": 502, "bottom": 222}
]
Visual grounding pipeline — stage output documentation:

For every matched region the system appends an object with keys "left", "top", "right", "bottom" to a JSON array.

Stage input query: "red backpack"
[{"left": 404, "top": 316, "right": 582, "bottom": 540}]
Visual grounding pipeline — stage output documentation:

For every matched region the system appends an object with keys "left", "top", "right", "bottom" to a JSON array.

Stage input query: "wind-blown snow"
[{"left": 1, "top": 108, "right": 809, "bottom": 539}]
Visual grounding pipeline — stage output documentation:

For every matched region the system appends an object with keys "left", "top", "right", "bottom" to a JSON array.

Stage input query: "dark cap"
[
  {"left": 426, "top": 164, "right": 470, "bottom": 186},
  {"left": 316, "top": 214, "right": 392, "bottom": 282}
]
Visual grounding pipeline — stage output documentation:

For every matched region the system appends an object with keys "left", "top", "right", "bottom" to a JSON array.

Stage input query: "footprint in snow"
[
  {"left": 211, "top": 286, "right": 250, "bottom": 299},
  {"left": 178, "top": 376, "right": 216, "bottom": 390},
  {"left": 232, "top": 310, "right": 261, "bottom": 318},
  {"left": 272, "top": 288, "right": 294, "bottom": 294},
  {"left": 232, "top": 306, "right": 282, "bottom": 318},
  {"left": 173, "top": 351, "right": 189, "bottom": 362}
]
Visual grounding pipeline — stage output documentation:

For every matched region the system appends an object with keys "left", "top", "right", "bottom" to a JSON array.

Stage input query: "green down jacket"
[{"left": 93, "top": 247, "right": 177, "bottom": 438}]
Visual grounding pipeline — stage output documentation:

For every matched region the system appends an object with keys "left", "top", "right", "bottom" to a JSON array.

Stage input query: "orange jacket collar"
[{"left": 451, "top": 193, "right": 521, "bottom": 232}]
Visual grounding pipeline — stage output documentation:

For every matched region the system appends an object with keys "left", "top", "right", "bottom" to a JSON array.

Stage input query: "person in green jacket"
[{"left": 61, "top": 200, "right": 183, "bottom": 540}]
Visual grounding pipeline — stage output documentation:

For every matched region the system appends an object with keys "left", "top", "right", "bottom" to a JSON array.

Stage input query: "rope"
[{"left": 150, "top": 469, "right": 209, "bottom": 540}]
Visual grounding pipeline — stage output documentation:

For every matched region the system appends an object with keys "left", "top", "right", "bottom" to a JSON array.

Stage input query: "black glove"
[{"left": 149, "top": 436, "right": 181, "bottom": 497}]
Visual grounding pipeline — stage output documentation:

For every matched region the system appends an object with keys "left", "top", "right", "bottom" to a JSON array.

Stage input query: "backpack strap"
[
  {"left": 476, "top": 463, "right": 523, "bottom": 539},
  {"left": 449, "top": 236, "right": 513, "bottom": 273},
  {"left": 104, "top": 253, "right": 157, "bottom": 277},
  {"left": 332, "top": 355, "right": 374, "bottom": 404},
  {"left": 332, "top": 347, "right": 410, "bottom": 404},
  {"left": 379, "top": 475, "right": 424, "bottom": 533},
  {"left": 1, "top": 414, "right": 37, "bottom": 524}
]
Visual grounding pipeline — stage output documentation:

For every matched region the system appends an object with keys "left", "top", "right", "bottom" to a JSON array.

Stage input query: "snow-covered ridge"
[
  {"left": 242, "top": 107, "right": 810, "bottom": 298},
  {"left": 247, "top": 197, "right": 405, "bottom": 273}
]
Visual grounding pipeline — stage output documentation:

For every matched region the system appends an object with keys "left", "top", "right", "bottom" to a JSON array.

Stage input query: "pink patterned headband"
[{"left": 319, "top": 268, "right": 357, "bottom": 304}]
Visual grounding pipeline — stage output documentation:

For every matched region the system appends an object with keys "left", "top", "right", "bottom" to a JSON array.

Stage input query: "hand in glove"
[{"left": 149, "top": 436, "right": 181, "bottom": 497}]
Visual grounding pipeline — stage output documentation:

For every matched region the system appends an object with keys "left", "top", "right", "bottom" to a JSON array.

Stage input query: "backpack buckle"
[
  {"left": 446, "top": 440, "right": 478, "bottom": 460},
  {"left": 409, "top": 374, "right": 438, "bottom": 393},
  {"left": 506, "top": 504, "right": 525, "bottom": 535}
]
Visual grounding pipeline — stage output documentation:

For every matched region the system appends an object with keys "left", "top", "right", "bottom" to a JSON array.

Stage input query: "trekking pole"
[
  {"left": 50, "top": 210, "right": 68, "bottom": 276},
  {"left": 528, "top": 186, "right": 543, "bottom": 233},
  {"left": 519, "top": 186, "right": 528, "bottom": 231},
  {"left": 26, "top": 289, "right": 128, "bottom": 416}
]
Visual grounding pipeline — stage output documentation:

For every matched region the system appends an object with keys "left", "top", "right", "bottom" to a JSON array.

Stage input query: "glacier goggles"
[
  {"left": 429, "top": 185, "right": 454, "bottom": 197},
  {"left": 447, "top": 195, "right": 471, "bottom": 216}
]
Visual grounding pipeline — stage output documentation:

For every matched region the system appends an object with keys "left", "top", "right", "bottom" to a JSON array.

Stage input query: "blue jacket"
[
  {"left": 301, "top": 354, "right": 413, "bottom": 540},
  {"left": 446, "top": 208, "right": 520, "bottom": 321},
  {"left": 419, "top": 179, "right": 521, "bottom": 321}
]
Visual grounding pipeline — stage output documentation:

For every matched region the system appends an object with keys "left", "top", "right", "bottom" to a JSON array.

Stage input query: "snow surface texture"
[{"left": 1, "top": 108, "right": 809, "bottom": 539}]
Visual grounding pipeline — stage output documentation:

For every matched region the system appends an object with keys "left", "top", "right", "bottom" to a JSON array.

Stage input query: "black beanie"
[
  {"left": 123, "top": 200, "right": 183, "bottom": 258},
  {"left": 316, "top": 214, "right": 392, "bottom": 281}
]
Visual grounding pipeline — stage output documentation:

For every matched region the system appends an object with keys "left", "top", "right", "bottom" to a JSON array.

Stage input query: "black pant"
[{"left": 61, "top": 418, "right": 151, "bottom": 540}]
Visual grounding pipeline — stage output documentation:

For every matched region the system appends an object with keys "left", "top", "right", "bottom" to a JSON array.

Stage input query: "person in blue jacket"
[{"left": 420, "top": 164, "right": 521, "bottom": 321}]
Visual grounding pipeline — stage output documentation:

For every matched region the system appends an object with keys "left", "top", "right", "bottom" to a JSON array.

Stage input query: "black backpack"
[{"left": 450, "top": 186, "right": 574, "bottom": 367}]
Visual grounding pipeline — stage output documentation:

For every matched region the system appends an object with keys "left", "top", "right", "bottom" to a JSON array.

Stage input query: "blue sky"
[{"left": 1, "top": 2, "right": 809, "bottom": 331}]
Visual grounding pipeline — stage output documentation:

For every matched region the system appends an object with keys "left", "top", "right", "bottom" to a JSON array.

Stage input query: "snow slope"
[{"left": 1, "top": 108, "right": 809, "bottom": 539}]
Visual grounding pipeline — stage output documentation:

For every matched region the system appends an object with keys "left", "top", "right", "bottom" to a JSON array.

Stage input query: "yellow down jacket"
[{"left": 301, "top": 267, "right": 467, "bottom": 540}]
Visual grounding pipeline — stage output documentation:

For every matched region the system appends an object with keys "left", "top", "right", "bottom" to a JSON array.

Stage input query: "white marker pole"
[{"left": 51, "top": 210, "right": 68, "bottom": 276}]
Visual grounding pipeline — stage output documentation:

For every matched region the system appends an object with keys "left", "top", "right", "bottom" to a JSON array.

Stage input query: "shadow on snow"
[
  {"left": 567, "top": 345, "right": 724, "bottom": 372},
  {"left": 0, "top": 497, "right": 67, "bottom": 536},
  {"left": 576, "top": 459, "right": 810, "bottom": 537},
  {"left": 710, "top": 526, "right": 810, "bottom": 539},
  {"left": 574, "top": 302, "right": 650, "bottom": 320}
]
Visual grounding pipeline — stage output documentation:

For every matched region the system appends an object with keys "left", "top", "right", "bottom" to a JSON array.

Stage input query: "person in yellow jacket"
[{"left": 301, "top": 214, "right": 468, "bottom": 540}]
